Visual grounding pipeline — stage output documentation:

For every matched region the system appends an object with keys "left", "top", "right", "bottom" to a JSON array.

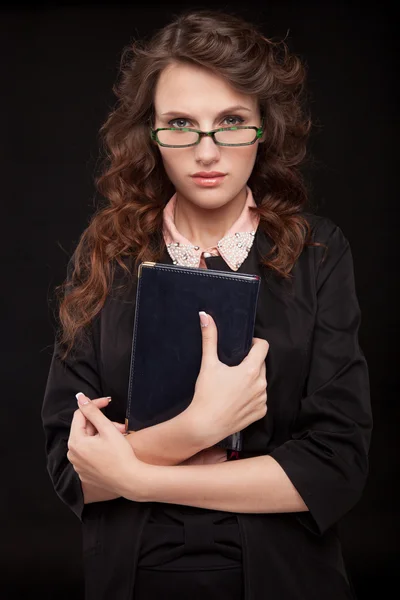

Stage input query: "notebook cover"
[{"left": 125, "top": 262, "right": 260, "bottom": 451}]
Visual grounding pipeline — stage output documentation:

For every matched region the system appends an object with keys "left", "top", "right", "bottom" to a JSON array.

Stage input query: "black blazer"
[{"left": 41, "top": 213, "right": 372, "bottom": 600}]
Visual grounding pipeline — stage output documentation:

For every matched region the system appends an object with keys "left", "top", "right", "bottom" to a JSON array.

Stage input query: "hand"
[
  {"left": 179, "top": 445, "right": 228, "bottom": 466},
  {"left": 189, "top": 312, "right": 269, "bottom": 446},
  {"left": 77, "top": 396, "right": 128, "bottom": 503},
  {"left": 77, "top": 396, "right": 126, "bottom": 504},
  {"left": 84, "top": 396, "right": 126, "bottom": 436},
  {"left": 67, "top": 392, "right": 147, "bottom": 501}
]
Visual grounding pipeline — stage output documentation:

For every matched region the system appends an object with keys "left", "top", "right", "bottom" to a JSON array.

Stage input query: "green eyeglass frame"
[{"left": 150, "top": 117, "right": 264, "bottom": 148}]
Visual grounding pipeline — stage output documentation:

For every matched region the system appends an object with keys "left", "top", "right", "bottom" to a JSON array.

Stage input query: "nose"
[{"left": 194, "top": 134, "right": 221, "bottom": 164}]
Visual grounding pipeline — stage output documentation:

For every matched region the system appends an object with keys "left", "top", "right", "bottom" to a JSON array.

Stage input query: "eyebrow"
[{"left": 160, "top": 105, "right": 253, "bottom": 120}]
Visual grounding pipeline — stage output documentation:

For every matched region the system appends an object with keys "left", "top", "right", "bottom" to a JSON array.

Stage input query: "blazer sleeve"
[
  {"left": 269, "top": 222, "right": 373, "bottom": 535},
  {"left": 41, "top": 263, "right": 104, "bottom": 522}
]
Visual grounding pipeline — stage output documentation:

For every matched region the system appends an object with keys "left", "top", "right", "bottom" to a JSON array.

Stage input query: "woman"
[{"left": 41, "top": 8, "right": 372, "bottom": 600}]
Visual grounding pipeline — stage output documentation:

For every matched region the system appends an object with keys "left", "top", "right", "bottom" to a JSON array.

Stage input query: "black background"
[{"left": 1, "top": 1, "right": 397, "bottom": 597}]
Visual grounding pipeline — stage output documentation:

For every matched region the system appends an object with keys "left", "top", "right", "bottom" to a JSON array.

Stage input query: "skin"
[
  {"left": 67, "top": 62, "right": 307, "bottom": 515},
  {"left": 68, "top": 314, "right": 306, "bottom": 513},
  {"left": 153, "top": 61, "right": 266, "bottom": 249}
]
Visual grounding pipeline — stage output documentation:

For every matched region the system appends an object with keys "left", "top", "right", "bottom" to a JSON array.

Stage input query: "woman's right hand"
[
  {"left": 188, "top": 312, "right": 269, "bottom": 448},
  {"left": 83, "top": 397, "right": 126, "bottom": 436}
]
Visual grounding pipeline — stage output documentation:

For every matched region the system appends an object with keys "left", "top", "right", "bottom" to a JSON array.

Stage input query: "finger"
[
  {"left": 75, "top": 392, "right": 114, "bottom": 435},
  {"left": 92, "top": 396, "right": 112, "bottom": 408},
  {"left": 243, "top": 337, "right": 269, "bottom": 366},
  {"left": 86, "top": 397, "right": 112, "bottom": 435},
  {"left": 260, "top": 358, "right": 266, "bottom": 377},
  {"left": 217, "top": 450, "right": 228, "bottom": 463},
  {"left": 198, "top": 311, "right": 219, "bottom": 367},
  {"left": 86, "top": 421, "right": 97, "bottom": 436},
  {"left": 69, "top": 406, "right": 90, "bottom": 445},
  {"left": 207, "top": 447, "right": 228, "bottom": 463},
  {"left": 112, "top": 422, "right": 126, "bottom": 433}
]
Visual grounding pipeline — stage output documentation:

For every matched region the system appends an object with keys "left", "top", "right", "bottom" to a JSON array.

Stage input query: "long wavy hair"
[{"left": 57, "top": 8, "right": 320, "bottom": 359}]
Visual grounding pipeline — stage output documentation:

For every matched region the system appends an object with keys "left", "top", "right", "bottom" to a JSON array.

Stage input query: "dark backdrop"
[{"left": 1, "top": 1, "right": 396, "bottom": 598}]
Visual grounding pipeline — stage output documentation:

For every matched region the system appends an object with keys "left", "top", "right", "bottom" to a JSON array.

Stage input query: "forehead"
[{"left": 154, "top": 62, "right": 257, "bottom": 113}]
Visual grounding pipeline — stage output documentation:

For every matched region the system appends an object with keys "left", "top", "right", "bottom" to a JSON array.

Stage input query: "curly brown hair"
[{"left": 57, "top": 8, "right": 319, "bottom": 359}]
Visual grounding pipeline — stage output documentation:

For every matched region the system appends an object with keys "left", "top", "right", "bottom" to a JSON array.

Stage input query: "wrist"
[
  {"left": 182, "top": 404, "right": 215, "bottom": 450},
  {"left": 125, "top": 461, "right": 160, "bottom": 503},
  {"left": 124, "top": 406, "right": 209, "bottom": 466}
]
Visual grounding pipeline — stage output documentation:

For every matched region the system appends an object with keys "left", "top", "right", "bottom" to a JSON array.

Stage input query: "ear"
[{"left": 258, "top": 132, "right": 267, "bottom": 144}]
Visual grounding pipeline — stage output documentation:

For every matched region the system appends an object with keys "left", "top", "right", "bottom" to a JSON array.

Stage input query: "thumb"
[
  {"left": 198, "top": 311, "right": 219, "bottom": 366},
  {"left": 112, "top": 421, "right": 127, "bottom": 434},
  {"left": 75, "top": 392, "right": 114, "bottom": 436}
]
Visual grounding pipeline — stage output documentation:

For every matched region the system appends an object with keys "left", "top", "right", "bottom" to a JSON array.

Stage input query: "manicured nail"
[
  {"left": 76, "top": 392, "right": 90, "bottom": 405},
  {"left": 199, "top": 311, "right": 209, "bottom": 327}
]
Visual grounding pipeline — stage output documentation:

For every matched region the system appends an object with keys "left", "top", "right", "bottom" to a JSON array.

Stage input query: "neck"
[{"left": 174, "top": 187, "right": 248, "bottom": 249}]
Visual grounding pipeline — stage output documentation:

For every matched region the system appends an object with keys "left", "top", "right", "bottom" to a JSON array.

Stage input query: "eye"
[
  {"left": 222, "top": 115, "right": 245, "bottom": 127},
  {"left": 168, "top": 118, "right": 191, "bottom": 128},
  {"left": 167, "top": 115, "right": 246, "bottom": 129}
]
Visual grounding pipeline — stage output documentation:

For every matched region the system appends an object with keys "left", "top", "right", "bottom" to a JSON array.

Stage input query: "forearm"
[
  {"left": 82, "top": 408, "right": 215, "bottom": 504},
  {"left": 125, "top": 407, "right": 209, "bottom": 466},
  {"left": 82, "top": 480, "right": 121, "bottom": 504},
  {"left": 130, "top": 455, "right": 308, "bottom": 514}
]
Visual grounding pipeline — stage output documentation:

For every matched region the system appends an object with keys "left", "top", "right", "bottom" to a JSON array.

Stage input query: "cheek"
[
  {"left": 159, "top": 149, "right": 185, "bottom": 183},
  {"left": 230, "top": 147, "right": 258, "bottom": 178}
]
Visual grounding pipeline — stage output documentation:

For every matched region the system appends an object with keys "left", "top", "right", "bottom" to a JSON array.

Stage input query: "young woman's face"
[{"left": 153, "top": 62, "right": 262, "bottom": 210}]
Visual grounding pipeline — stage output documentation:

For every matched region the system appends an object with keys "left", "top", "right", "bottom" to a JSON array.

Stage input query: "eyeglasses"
[{"left": 150, "top": 118, "right": 264, "bottom": 148}]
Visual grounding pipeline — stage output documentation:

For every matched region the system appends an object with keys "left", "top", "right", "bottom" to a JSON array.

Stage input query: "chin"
[
  {"left": 179, "top": 185, "right": 241, "bottom": 207},
  {"left": 191, "top": 195, "right": 235, "bottom": 210}
]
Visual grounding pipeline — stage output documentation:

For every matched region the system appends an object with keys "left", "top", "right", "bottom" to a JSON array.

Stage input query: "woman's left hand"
[
  {"left": 67, "top": 392, "right": 147, "bottom": 501},
  {"left": 179, "top": 446, "right": 228, "bottom": 465}
]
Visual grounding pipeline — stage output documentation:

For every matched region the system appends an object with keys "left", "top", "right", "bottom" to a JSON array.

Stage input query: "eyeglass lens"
[{"left": 157, "top": 128, "right": 257, "bottom": 146}]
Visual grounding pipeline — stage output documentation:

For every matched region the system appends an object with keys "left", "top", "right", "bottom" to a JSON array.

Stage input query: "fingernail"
[
  {"left": 199, "top": 311, "right": 209, "bottom": 328},
  {"left": 76, "top": 392, "right": 90, "bottom": 405},
  {"left": 106, "top": 397, "right": 112, "bottom": 402}
]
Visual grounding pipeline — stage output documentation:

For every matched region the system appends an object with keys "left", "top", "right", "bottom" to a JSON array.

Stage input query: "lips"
[
  {"left": 191, "top": 173, "right": 226, "bottom": 187},
  {"left": 191, "top": 172, "right": 226, "bottom": 178}
]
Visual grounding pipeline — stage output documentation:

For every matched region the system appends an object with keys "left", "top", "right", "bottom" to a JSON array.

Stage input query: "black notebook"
[{"left": 125, "top": 261, "right": 261, "bottom": 451}]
